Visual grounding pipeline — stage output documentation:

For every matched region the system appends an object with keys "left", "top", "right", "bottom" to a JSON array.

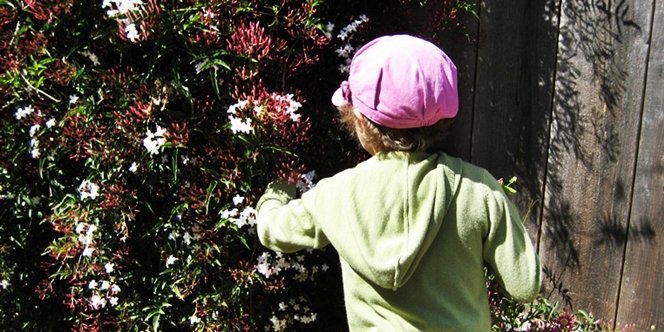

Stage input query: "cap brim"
[{"left": 331, "top": 87, "right": 347, "bottom": 107}]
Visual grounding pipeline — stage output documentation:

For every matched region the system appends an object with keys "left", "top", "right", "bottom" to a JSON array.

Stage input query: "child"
[{"left": 256, "top": 35, "right": 541, "bottom": 331}]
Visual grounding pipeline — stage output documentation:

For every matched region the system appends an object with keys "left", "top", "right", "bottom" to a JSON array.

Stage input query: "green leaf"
[{"left": 204, "top": 180, "right": 218, "bottom": 214}]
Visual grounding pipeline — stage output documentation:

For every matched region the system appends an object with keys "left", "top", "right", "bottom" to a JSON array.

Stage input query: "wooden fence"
[{"left": 433, "top": 0, "right": 662, "bottom": 330}]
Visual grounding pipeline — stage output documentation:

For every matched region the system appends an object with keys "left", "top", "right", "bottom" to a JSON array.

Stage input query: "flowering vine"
[{"left": 0, "top": 0, "right": 606, "bottom": 331}]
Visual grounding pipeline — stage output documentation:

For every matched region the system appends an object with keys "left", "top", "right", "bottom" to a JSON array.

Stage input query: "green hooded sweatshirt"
[{"left": 256, "top": 151, "right": 541, "bottom": 331}]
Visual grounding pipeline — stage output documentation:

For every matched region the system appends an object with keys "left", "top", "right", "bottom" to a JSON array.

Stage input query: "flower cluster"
[
  {"left": 334, "top": 15, "right": 370, "bottom": 73},
  {"left": 14, "top": 105, "right": 35, "bottom": 120},
  {"left": 142, "top": 125, "right": 168, "bottom": 155},
  {"left": 220, "top": 195, "right": 257, "bottom": 231},
  {"left": 255, "top": 250, "right": 331, "bottom": 331},
  {"left": 87, "top": 268, "right": 122, "bottom": 310},
  {"left": 226, "top": 100, "right": 255, "bottom": 134},
  {"left": 269, "top": 297, "right": 319, "bottom": 331},
  {"left": 76, "top": 222, "right": 98, "bottom": 257},
  {"left": 0, "top": 0, "right": 344, "bottom": 330},
  {"left": 102, "top": 0, "right": 159, "bottom": 43},
  {"left": 255, "top": 251, "right": 329, "bottom": 282},
  {"left": 296, "top": 170, "right": 317, "bottom": 193}
]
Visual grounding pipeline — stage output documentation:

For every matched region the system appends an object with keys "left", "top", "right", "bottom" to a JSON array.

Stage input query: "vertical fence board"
[
  {"left": 616, "top": 0, "right": 663, "bottom": 329},
  {"left": 438, "top": 0, "right": 480, "bottom": 161},
  {"left": 471, "top": 0, "right": 559, "bottom": 233},
  {"left": 539, "top": 0, "right": 653, "bottom": 321}
]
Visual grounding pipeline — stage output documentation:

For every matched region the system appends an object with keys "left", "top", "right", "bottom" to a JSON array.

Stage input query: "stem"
[{"left": 20, "top": 73, "right": 61, "bottom": 103}]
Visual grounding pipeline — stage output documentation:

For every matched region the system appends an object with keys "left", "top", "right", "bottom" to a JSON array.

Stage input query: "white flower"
[
  {"left": 87, "top": 224, "right": 98, "bottom": 234},
  {"left": 1, "top": 279, "right": 10, "bottom": 289},
  {"left": 253, "top": 105, "right": 264, "bottom": 116},
  {"left": 143, "top": 125, "right": 167, "bottom": 155},
  {"left": 80, "top": 51, "right": 100, "bottom": 66},
  {"left": 335, "top": 16, "right": 369, "bottom": 71},
  {"left": 108, "top": 296, "right": 119, "bottom": 306},
  {"left": 110, "top": 284, "right": 121, "bottom": 294},
  {"left": 220, "top": 208, "right": 238, "bottom": 219},
  {"left": 100, "top": 280, "right": 111, "bottom": 290},
  {"left": 255, "top": 252, "right": 281, "bottom": 278},
  {"left": 296, "top": 170, "right": 317, "bottom": 193},
  {"left": 30, "top": 147, "right": 40, "bottom": 159},
  {"left": 299, "top": 313, "right": 317, "bottom": 324},
  {"left": 69, "top": 95, "right": 79, "bottom": 105},
  {"left": 165, "top": 255, "right": 178, "bottom": 267},
  {"left": 226, "top": 100, "right": 254, "bottom": 134},
  {"left": 255, "top": 261, "right": 273, "bottom": 278},
  {"left": 125, "top": 23, "right": 140, "bottom": 42},
  {"left": 88, "top": 280, "right": 98, "bottom": 289},
  {"left": 228, "top": 115, "right": 253, "bottom": 134},
  {"left": 15, "top": 105, "right": 35, "bottom": 120},
  {"left": 324, "top": 22, "right": 335, "bottom": 39},
  {"left": 257, "top": 252, "right": 269, "bottom": 265},
  {"left": 189, "top": 314, "right": 201, "bottom": 325},
  {"left": 227, "top": 206, "right": 256, "bottom": 229},
  {"left": 326, "top": 22, "right": 335, "bottom": 32},
  {"left": 226, "top": 100, "right": 249, "bottom": 115},
  {"left": 82, "top": 247, "right": 95, "bottom": 257},
  {"left": 75, "top": 223, "right": 87, "bottom": 234},
  {"left": 90, "top": 294, "right": 106, "bottom": 310},
  {"left": 128, "top": 162, "right": 138, "bottom": 172},
  {"left": 79, "top": 233, "right": 93, "bottom": 245},
  {"left": 104, "top": 263, "right": 114, "bottom": 273},
  {"left": 103, "top": 0, "right": 144, "bottom": 16},
  {"left": 78, "top": 180, "right": 100, "bottom": 201},
  {"left": 117, "top": 0, "right": 143, "bottom": 14},
  {"left": 182, "top": 232, "right": 192, "bottom": 245},
  {"left": 79, "top": 223, "right": 97, "bottom": 248},
  {"left": 270, "top": 315, "right": 287, "bottom": 331},
  {"left": 239, "top": 207, "right": 256, "bottom": 225},
  {"left": 45, "top": 118, "right": 56, "bottom": 128},
  {"left": 29, "top": 124, "right": 41, "bottom": 137},
  {"left": 232, "top": 194, "right": 244, "bottom": 206},
  {"left": 274, "top": 93, "right": 303, "bottom": 122}
]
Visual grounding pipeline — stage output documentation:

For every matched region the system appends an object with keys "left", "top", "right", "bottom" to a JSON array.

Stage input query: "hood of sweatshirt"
[{"left": 326, "top": 151, "right": 461, "bottom": 290}]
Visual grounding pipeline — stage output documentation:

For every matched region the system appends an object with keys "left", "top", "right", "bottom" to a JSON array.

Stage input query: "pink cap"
[{"left": 332, "top": 35, "right": 458, "bottom": 129}]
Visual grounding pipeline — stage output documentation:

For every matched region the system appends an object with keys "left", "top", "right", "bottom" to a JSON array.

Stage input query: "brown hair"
[{"left": 338, "top": 104, "right": 453, "bottom": 153}]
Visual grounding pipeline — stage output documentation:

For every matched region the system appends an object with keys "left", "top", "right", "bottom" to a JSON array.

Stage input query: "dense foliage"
[
  {"left": 0, "top": 0, "right": 615, "bottom": 331},
  {"left": 1, "top": 0, "right": 354, "bottom": 330}
]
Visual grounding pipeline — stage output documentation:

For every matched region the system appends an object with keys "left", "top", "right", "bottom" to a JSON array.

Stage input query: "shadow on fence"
[{"left": 539, "top": 0, "right": 655, "bottom": 313}]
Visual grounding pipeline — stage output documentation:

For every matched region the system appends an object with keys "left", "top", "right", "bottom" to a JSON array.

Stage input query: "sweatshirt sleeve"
[
  {"left": 256, "top": 181, "right": 330, "bottom": 253},
  {"left": 482, "top": 189, "right": 542, "bottom": 302}
]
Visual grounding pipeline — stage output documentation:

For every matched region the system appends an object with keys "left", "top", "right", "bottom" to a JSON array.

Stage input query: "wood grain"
[
  {"left": 615, "top": 0, "right": 663, "bottom": 330},
  {"left": 438, "top": 0, "right": 480, "bottom": 161},
  {"left": 539, "top": 0, "right": 654, "bottom": 323},
  {"left": 471, "top": 0, "right": 560, "bottom": 235}
]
